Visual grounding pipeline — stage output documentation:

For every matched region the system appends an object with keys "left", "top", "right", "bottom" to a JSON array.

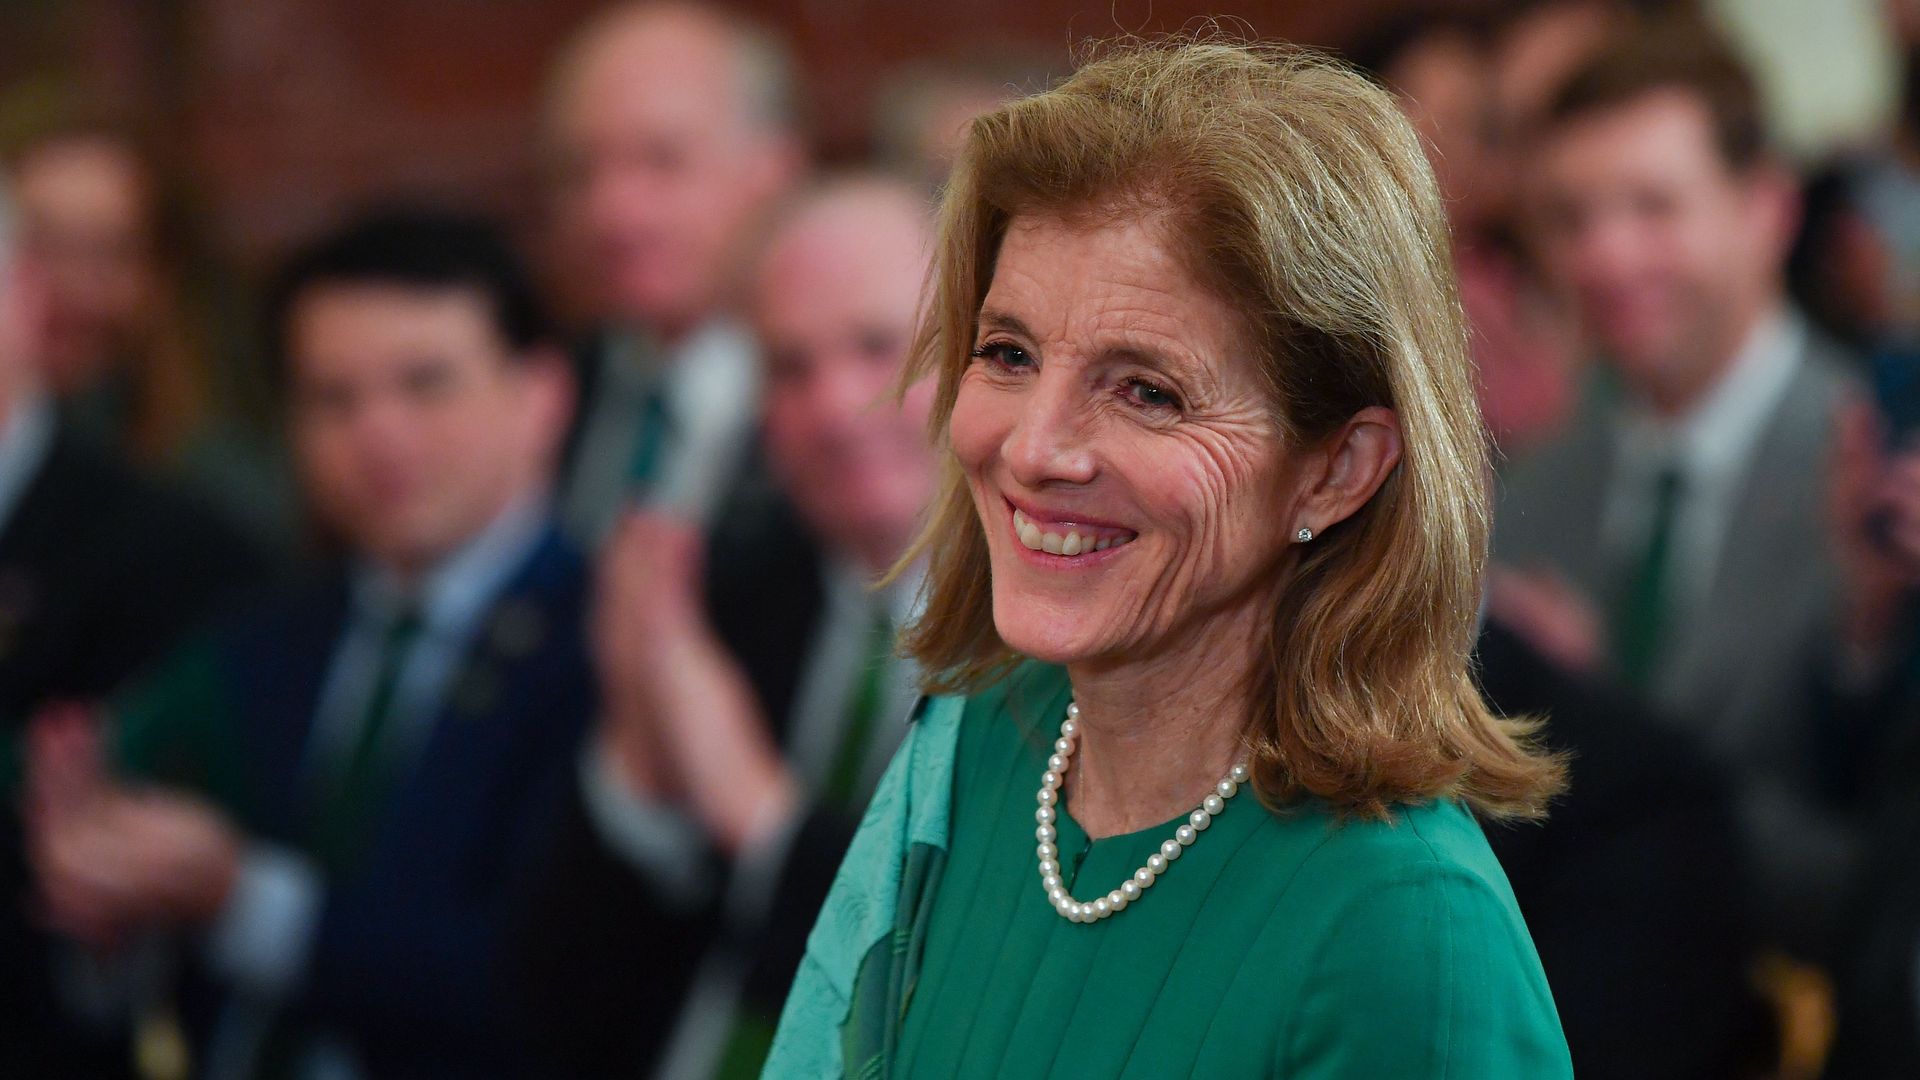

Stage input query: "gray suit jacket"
[{"left": 1494, "top": 328, "right": 1861, "bottom": 960}]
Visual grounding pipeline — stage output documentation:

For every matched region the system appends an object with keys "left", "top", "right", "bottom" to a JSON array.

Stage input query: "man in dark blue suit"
[{"left": 19, "top": 211, "right": 589, "bottom": 1079}]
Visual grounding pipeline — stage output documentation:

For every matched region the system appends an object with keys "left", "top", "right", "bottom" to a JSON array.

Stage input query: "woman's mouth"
[{"left": 1010, "top": 506, "right": 1137, "bottom": 557}]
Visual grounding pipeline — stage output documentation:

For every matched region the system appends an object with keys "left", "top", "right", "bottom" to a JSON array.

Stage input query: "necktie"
[
  {"left": 311, "top": 605, "right": 424, "bottom": 873},
  {"left": 625, "top": 380, "right": 672, "bottom": 496},
  {"left": 821, "top": 610, "right": 894, "bottom": 812},
  {"left": 1613, "top": 467, "right": 1684, "bottom": 689}
]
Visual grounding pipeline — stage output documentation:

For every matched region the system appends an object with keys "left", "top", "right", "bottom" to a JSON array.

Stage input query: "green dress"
[{"left": 762, "top": 662, "right": 1571, "bottom": 1079}]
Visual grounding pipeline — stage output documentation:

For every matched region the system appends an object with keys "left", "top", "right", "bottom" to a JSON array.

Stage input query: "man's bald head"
[
  {"left": 750, "top": 174, "right": 936, "bottom": 572},
  {"left": 546, "top": 2, "right": 804, "bottom": 339}
]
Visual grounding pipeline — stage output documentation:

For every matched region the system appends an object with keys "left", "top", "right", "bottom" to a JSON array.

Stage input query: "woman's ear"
[{"left": 1292, "top": 406, "right": 1402, "bottom": 538}]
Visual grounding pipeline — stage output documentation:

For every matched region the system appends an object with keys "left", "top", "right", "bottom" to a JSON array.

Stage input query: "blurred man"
[
  {"left": 520, "top": 175, "right": 934, "bottom": 1079},
  {"left": 1494, "top": 21, "right": 1868, "bottom": 961},
  {"left": 0, "top": 153, "right": 266, "bottom": 1080},
  {"left": 20, "top": 212, "right": 588, "bottom": 1079},
  {"left": 7, "top": 127, "right": 296, "bottom": 551},
  {"left": 544, "top": 1, "right": 804, "bottom": 544}
]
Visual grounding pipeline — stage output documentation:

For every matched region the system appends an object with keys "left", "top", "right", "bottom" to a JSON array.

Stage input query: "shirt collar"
[
  {"left": 1615, "top": 306, "right": 1804, "bottom": 482},
  {"left": 352, "top": 491, "right": 550, "bottom": 633}
]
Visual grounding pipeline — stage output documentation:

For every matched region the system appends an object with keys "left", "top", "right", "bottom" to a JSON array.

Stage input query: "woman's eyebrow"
[{"left": 976, "top": 308, "right": 1035, "bottom": 341}]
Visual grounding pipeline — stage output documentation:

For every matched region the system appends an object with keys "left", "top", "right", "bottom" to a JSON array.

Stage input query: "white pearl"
[
  {"left": 1175, "top": 824, "right": 1197, "bottom": 845},
  {"left": 1060, "top": 718, "right": 1077, "bottom": 737},
  {"left": 1120, "top": 880, "right": 1141, "bottom": 901},
  {"left": 1043, "top": 874, "right": 1062, "bottom": 892},
  {"left": 1093, "top": 898, "right": 1111, "bottom": 917},
  {"left": 1230, "top": 762, "right": 1250, "bottom": 784},
  {"left": 1074, "top": 903, "right": 1091, "bottom": 921},
  {"left": 1037, "top": 824, "right": 1056, "bottom": 843},
  {"left": 1161, "top": 839, "right": 1181, "bottom": 861},
  {"left": 1107, "top": 889, "right": 1126, "bottom": 907},
  {"left": 1035, "top": 806, "right": 1055, "bottom": 825},
  {"left": 1041, "top": 770, "right": 1061, "bottom": 790},
  {"left": 1147, "top": 853, "right": 1167, "bottom": 874},
  {"left": 1037, "top": 842, "right": 1057, "bottom": 861},
  {"left": 1037, "top": 787, "right": 1057, "bottom": 806},
  {"left": 1054, "top": 737, "right": 1073, "bottom": 755},
  {"left": 1047, "top": 754, "right": 1067, "bottom": 773},
  {"left": 1134, "top": 868, "right": 1154, "bottom": 888},
  {"left": 1189, "top": 809, "right": 1211, "bottom": 831},
  {"left": 1217, "top": 778, "right": 1238, "bottom": 799},
  {"left": 1202, "top": 794, "right": 1225, "bottom": 816},
  {"left": 1038, "top": 859, "right": 1059, "bottom": 878},
  {"left": 1067, "top": 702, "right": 1080, "bottom": 718}
]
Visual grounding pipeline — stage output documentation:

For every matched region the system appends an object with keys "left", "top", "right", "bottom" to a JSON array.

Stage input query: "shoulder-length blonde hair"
[{"left": 896, "top": 37, "right": 1563, "bottom": 821}]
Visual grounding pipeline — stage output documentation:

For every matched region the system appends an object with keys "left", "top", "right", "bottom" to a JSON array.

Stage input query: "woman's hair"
[{"left": 896, "top": 36, "right": 1564, "bottom": 821}]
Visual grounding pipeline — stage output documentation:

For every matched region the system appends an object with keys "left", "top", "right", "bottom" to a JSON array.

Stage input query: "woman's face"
[{"left": 952, "top": 213, "right": 1307, "bottom": 669}]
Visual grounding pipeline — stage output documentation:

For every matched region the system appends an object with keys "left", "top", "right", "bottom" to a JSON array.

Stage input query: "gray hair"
[{"left": 547, "top": 2, "right": 802, "bottom": 140}]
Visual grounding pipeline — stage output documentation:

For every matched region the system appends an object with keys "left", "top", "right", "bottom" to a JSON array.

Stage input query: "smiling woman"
[{"left": 764, "top": 36, "right": 1571, "bottom": 1080}]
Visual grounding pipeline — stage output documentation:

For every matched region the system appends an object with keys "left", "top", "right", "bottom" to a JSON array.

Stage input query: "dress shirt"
[
  {"left": 1602, "top": 308, "right": 1807, "bottom": 621},
  {"left": 562, "top": 321, "right": 760, "bottom": 545},
  {"left": 0, "top": 393, "right": 54, "bottom": 540},
  {"left": 201, "top": 493, "right": 551, "bottom": 1077}
]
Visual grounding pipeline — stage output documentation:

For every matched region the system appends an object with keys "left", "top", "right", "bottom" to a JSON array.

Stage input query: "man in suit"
[
  {"left": 0, "top": 165, "right": 266, "bottom": 1079},
  {"left": 519, "top": 175, "right": 936, "bottom": 1079},
  {"left": 544, "top": 1, "right": 805, "bottom": 544},
  {"left": 1493, "top": 21, "right": 1868, "bottom": 961},
  {"left": 18, "top": 211, "right": 587, "bottom": 1079}
]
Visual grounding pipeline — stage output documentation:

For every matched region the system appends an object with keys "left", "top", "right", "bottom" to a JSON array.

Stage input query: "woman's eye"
[
  {"left": 1121, "top": 376, "right": 1181, "bottom": 411},
  {"left": 969, "top": 341, "right": 1033, "bottom": 371}
]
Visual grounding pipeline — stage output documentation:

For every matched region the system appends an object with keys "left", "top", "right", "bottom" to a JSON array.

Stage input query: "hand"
[
  {"left": 590, "top": 511, "right": 798, "bottom": 853},
  {"left": 23, "top": 707, "right": 242, "bottom": 948},
  {"left": 1487, "top": 565, "right": 1605, "bottom": 675},
  {"left": 593, "top": 511, "right": 712, "bottom": 705}
]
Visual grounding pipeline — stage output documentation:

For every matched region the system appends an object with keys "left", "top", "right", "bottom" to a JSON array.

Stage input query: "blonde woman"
[{"left": 765, "top": 38, "right": 1571, "bottom": 1078}]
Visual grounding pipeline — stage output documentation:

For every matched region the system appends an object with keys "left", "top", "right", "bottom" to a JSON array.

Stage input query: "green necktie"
[
  {"left": 625, "top": 381, "right": 672, "bottom": 494},
  {"left": 311, "top": 605, "right": 424, "bottom": 873},
  {"left": 1613, "top": 467, "right": 1684, "bottom": 689},
  {"left": 822, "top": 610, "right": 894, "bottom": 812}
]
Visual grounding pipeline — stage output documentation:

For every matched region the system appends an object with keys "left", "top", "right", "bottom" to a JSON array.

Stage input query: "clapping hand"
[
  {"left": 22, "top": 704, "right": 241, "bottom": 951},
  {"left": 591, "top": 510, "right": 797, "bottom": 854}
]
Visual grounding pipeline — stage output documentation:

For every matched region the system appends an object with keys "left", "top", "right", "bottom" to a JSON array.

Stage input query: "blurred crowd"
[{"left": 2, "top": 0, "right": 1920, "bottom": 1078}]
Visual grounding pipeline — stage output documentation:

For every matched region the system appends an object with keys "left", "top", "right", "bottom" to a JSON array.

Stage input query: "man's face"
[
  {"left": 753, "top": 194, "right": 934, "bottom": 569},
  {"left": 1531, "top": 90, "right": 1788, "bottom": 404},
  {"left": 11, "top": 136, "right": 155, "bottom": 390},
  {"left": 288, "top": 284, "right": 561, "bottom": 571},
  {"left": 550, "top": 19, "right": 795, "bottom": 337}
]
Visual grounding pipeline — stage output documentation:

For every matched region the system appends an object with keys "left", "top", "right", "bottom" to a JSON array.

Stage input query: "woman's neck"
[{"left": 1061, "top": 608, "right": 1265, "bottom": 839}]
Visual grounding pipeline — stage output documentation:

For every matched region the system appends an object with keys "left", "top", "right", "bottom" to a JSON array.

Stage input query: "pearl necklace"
[{"left": 1035, "top": 701, "right": 1251, "bottom": 923}]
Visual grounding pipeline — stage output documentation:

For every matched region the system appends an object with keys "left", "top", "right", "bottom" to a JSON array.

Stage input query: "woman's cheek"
[{"left": 948, "top": 379, "right": 1004, "bottom": 477}]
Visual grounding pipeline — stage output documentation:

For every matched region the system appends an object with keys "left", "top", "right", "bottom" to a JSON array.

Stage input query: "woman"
[{"left": 765, "top": 39, "right": 1571, "bottom": 1078}]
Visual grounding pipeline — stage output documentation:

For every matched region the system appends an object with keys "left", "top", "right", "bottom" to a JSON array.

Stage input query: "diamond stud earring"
[{"left": 1296, "top": 527, "right": 1314, "bottom": 543}]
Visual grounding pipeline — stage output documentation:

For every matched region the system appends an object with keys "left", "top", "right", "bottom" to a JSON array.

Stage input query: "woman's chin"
[{"left": 992, "top": 615, "right": 1111, "bottom": 669}]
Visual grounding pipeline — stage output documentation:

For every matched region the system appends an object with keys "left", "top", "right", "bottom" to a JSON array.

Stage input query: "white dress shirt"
[
  {"left": 562, "top": 321, "right": 761, "bottom": 545},
  {"left": 1602, "top": 308, "right": 1807, "bottom": 621}
]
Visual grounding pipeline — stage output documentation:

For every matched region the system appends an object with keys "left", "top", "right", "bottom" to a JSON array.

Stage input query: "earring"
[{"left": 1296, "top": 527, "right": 1314, "bottom": 543}]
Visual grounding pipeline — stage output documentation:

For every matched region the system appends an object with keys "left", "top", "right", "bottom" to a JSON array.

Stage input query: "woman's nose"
[{"left": 1002, "top": 372, "right": 1098, "bottom": 488}]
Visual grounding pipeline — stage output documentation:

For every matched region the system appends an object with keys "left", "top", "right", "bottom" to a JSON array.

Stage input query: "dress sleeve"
[{"left": 1280, "top": 858, "right": 1573, "bottom": 1079}]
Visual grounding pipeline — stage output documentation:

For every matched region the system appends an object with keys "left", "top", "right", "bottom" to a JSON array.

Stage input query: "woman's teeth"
[{"left": 1012, "top": 508, "right": 1134, "bottom": 557}]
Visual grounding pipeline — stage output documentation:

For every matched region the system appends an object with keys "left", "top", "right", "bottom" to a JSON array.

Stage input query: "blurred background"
[{"left": 5, "top": 1, "right": 1920, "bottom": 1079}]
